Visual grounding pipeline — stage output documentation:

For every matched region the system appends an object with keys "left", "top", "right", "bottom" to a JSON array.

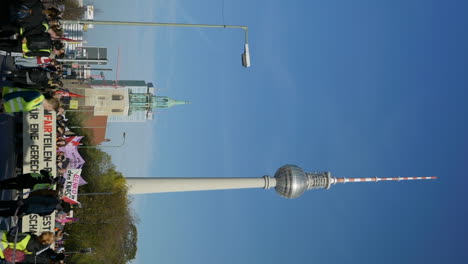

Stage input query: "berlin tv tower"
[{"left": 126, "top": 165, "right": 436, "bottom": 198}]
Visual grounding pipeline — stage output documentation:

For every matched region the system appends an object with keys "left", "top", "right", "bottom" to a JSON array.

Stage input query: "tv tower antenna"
[{"left": 126, "top": 165, "right": 437, "bottom": 197}]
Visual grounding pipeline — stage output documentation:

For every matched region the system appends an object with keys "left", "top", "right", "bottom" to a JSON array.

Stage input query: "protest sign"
[
  {"left": 22, "top": 107, "right": 56, "bottom": 233},
  {"left": 63, "top": 169, "right": 82, "bottom": 204}
]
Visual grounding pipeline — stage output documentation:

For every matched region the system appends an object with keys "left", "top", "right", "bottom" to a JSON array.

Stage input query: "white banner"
[
  {"left": 22, "top": 106, "right": 57, "bottom": 174},
  {"left": 22, "top": 107, "right": 56, "bottom": 233},
  {"left": 64, "top": 169, "right": 82, "bottom": 203},
  {"left": 21, "top": 213, "right": 56, "bottom": 235}
]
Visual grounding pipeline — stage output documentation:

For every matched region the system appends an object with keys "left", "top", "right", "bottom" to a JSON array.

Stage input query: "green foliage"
[
  {"left": 63, "top": 113, "right": 137, "bottom": 264},
  {"left": 62, "top": 0, "right": 86, "bottom": 20}
]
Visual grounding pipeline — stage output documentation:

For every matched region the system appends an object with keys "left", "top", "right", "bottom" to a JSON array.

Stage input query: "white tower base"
[{"left": 126, "top": 177, "right": 276, "bottom": 195}]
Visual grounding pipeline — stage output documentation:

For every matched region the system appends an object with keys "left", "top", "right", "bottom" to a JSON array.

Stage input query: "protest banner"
[
  {"left": 63, "top": 169, "right": 82, "bottom": 204},
  {"left": 23, "top": 106, "right": 57, "bottom": 174},
  {"left": 22, "top": 107, "right": 56, "bottom": 233},
  {"left": 58, "top": 137, "right": 85, "bottom": 169},
  {"left": 21, "top": 213, "right": 56, "bottom": 235}
]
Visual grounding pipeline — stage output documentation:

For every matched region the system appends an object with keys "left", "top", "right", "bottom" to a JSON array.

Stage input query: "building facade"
[{"left": 86, "top": 80, "right": 190, "bottom": 122}]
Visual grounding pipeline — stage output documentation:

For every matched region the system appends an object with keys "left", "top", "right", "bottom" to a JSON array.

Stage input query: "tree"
[
  {"left": 63, "top": 113, "right": 138, "bottom": 264},
  {"left": 62, "top": 0, "right": 101, "bottom": 20},
  {"left": 62, "top": 0, "right": 86, "bottom": 20}
]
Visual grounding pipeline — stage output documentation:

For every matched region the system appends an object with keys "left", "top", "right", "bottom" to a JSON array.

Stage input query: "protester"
[
  {"left": 0, "top": 190, "right": 71, "bottom": 217},
  {"left": 5, "top": 67, "right": 60, "bottom": 87},
  {"left": 0, "top": 229, "right": 55, "bottom": 262},
  {"left": 56, "top": 138, "right": 67, "bottom": 147},
  {"left": 23, "top": 248, "right": 65, "bottom": 264},
  {"left": 0, "top": 86, "right": 59, "bottom": 113},
  {"left": 6, "top": 67, "right": 61, "bottom": 87},
  {"left": 0, "top": 36, "right": 64, "bottom": 58},
  {"left": 0, "top": 169, "right": 59, "bottom": 190},
  {"left": 14, "top": 57, "right": 57, "bottom": 69}
]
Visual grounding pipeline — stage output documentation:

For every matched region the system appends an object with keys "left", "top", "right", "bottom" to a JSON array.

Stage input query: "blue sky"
[{"left": 85, "top": 1, "right": 468, "bottom": 263}]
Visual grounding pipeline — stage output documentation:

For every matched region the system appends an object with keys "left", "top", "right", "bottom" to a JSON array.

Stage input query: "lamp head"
[{"left": 242, "top": 44, "right": 251, "bottom": 68}]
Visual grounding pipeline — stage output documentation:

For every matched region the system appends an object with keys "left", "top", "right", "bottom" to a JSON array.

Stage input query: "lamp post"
[
  {"left": 64, "top": 109, "right": 94, "bottom": 112},
  {"left": 65, "top": 248, "right": 94, "bottom": 255},
  {"left": 68, "top": 126, "right": 107, "bottom": 129},
  {"left": 61, "top": 20, "right": 251, "bottom": 67},
  {"left": 78, "top": 132, "right": 126, "bottom": 149}
]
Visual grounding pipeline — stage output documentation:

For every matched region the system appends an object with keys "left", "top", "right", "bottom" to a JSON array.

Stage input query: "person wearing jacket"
[
  {"left": 0, "top": 169, "right": 59, "bottom": 190},
  {"left": 0, "top": 86, "right": 59, "bottom": 113},
  {"left": 0, "top": 0, "right": 50, "bottom": 38},
  {"left": 0, "top": 229, "right": 55, "bottom": 261},
  {"left": 0, "top": 34, "right": 64, "bottom": 58},
  {"left": 23, "top": 248, "right": 65, "bottom": 264},
  {"left": 0, "top": 189, "right": 71, "bottom": 217},
  {"left": 7, "top": 67, "right": 60, "bottom": 87}
]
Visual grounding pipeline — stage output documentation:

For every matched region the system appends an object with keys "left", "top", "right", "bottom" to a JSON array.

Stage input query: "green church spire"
[
  {"left": 129, "top": 93, "right": 190, "bottom": 113},
  {"left": 152, "top": 96, "right": 191, "bottom": 108}
]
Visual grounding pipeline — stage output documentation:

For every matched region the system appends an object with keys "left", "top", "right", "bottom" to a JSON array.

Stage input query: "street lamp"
[
  {"left": 78, "top": 132, "right": 126, "bottom": 149},
  {"left": 68, "top": 126, "right": 107, "bottom": 129},
  {"left": 61, "top": 20, "right": 251, "bottom": 68},
  {"left": 242, "top": 43, "right": 250, "bottom": 68}
]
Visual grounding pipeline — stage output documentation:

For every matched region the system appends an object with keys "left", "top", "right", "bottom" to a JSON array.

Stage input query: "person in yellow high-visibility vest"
[
  {"left": 0, "top": 230, "right": 55, "bottom": 260},
  {"left": 0, "top": 33, "right": 64, "bottom": 58},
  {"left": 0, "top": 231, "right": 10, "bottom": 259},
  {"left": 0, "top": 86, "right": 59, "bottom": 113}
]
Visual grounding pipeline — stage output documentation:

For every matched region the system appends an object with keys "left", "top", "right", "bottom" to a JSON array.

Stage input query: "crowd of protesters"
[
  {"left": 0, "top": 169, "right": 75, "bottom": 264},
  {"left": 0, "top": 0, "right": 69, "bottom": 115},
  {"left": 0, "top": 1, "right": 83, "bottom": 263}
]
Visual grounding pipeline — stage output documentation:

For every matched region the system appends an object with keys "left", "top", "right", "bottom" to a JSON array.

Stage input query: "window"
[
  {"left": 97, "top": 96, "right": 105, "bottom": 100},
  {"left": 111, "top": 109, "right": 123, "bottom": 113},
  {"left": 112, "top": 95, "right": 124, "bottom": 100}
]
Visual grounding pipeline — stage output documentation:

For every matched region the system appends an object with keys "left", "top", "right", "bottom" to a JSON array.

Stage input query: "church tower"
[{"left": 129, "top": 93, "right": 190, "bottom": 113}]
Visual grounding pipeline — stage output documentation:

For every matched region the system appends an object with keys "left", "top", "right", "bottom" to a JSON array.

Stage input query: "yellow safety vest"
[
  {"left": 21, "top": 43, "right": 51, "bottom": 58},
  {"left": 0, "top": 232, "right": 9, "bottom": 259},
  {"left": 20, "top": 23, "right": 52, "bottom": 58},
  {"left": 2, "top": 87, "right": 44, "bottom": 113},
  {"left": 33, "top": 183, "right": 53, "bottom": 191},
  {"left": 19, "top": 23, "right": 50, "bottom": 36},
  {"left": 9, "top": 236, "right": 32, "bottom": 254},
  {"left": 0, "top": 231, "right": 33, "bottom": 257}
]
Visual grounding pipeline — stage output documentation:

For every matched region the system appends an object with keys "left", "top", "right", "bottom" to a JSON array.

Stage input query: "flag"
[
  {"left": 59, "top": 37, "right": 82, "bottom": 42},
  {"left": 78, "top": 176, "right": 88, "bottom": 186},
  {"left": 55, "top": 90, "right": 85, "bottom": 98},
  {"left": 62, "top": 196, "right": 79, "bottom": 205},
  {"left": 59, "top": 137, "right": 85, "bottom": 169},
  {"left": 64, "top": 136, "right": 83, "bottom": 145},
  {"left": 56, "top": 217, "right": 80, "bottom": 224}
]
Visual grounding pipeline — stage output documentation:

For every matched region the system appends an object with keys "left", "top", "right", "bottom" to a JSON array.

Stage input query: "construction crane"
[
  {"left": 113, "top": 47, "right": 122, "bottom": 88},
  {"left": 91, "top": 47, "right": 123, "bottom": 88}
]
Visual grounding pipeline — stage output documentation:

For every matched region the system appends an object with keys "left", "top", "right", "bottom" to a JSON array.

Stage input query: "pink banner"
[{"left": 58, "top": 136, "right": 85, "bottom": 169}]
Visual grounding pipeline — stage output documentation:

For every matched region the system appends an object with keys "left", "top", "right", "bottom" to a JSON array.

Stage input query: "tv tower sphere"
[{"left": 274, "top": 165, "right": 309, "bottom": 198}]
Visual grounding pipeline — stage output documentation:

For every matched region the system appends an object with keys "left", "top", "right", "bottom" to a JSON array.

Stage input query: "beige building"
[
  {"left": 62, "top": 80, "right": 189, "bottom": 122},
  {"left": 83, "top": 88, "right": 129, "bottom": 116}
]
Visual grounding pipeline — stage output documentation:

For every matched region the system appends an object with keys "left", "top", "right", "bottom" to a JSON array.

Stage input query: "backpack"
[
  {"left": 11, "top": 4, "right": 32, "bottom": 22},
  {"left": 26, "top": 33, "right": 52, "bottom": 51},
  {"left": 3, "top": 248, "right": 26, "bottom": 262}
]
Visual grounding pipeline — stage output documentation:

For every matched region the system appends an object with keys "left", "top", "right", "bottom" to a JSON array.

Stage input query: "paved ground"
[
  {"left": 0, "top": 54, "right": 19, "bottom": 201},
  {"left": 0, "top": 54, "right": 20, "bottom": 230}
]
